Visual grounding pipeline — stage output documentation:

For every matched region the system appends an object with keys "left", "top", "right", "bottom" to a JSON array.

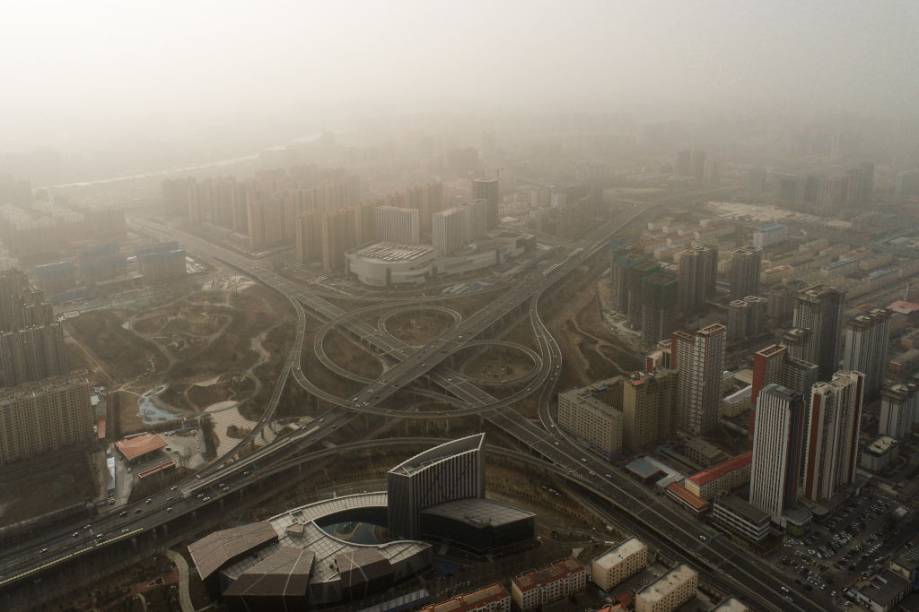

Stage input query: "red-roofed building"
[
  {"left": 421, "top": 583, "right": 511, "bottom": 611},
  {"left": 511, "top": 559, "right": 588, "bottom": 610},
  {"left": 888, "top": 300, "right": 919, "bottom": 316},
  {"left": 684, "top": 452, "right": 752, "bottom": 500},
  {"left": 115, "top": 433, "right": 166, "bottom": 463},
  {"left": 665, "top": 482, "right": 710, "bottom": 514}
]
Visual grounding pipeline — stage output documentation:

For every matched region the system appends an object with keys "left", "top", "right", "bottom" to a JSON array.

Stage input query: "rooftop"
[
  {"left": 593, "top": 538, "right": 647, "bottom": 571},
  {"left": 354, "top": 242, "right": 436, "bottom": 263},
  {"left": 687, "top": 452, "right": 752, "bottom": 486},
  {"left": 637, "top": 564, "right": 697, "bottom": 602},
  {"left": 222, "top": 547, "right": 314, "bottom": 598},
  {"left": 714, "top": 495, "right": 769, "bottom": 526},
  {"left": 513, "top": 558, "right": 585, "bottom": 593},
  {"left": 665, "top": 482, "right": 710, "bottom": 512},
  {"left": 421, "top": 583, "right": 509, "bottom": 611},
  {"left": 115, "top": 433, "right": 167, "bottom": 462},
  {"left": 389, "top": 433, "right": 484, "bottom": 477},
  {"left": 188, "top": 521, "right": 278, "bottom": 580},
  {"left": 421, "top": 498, "right": 534, "bottom": 528},
  {"left": 867, "top": 435, "right": 898, "bottom": 456}
]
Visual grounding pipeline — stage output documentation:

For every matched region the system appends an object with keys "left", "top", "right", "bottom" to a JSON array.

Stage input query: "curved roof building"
[{"left": 387, "top": 433, "right": 485, "bottom": 539}]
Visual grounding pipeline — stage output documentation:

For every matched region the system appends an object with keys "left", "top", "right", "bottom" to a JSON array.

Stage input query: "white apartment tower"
[
  {"left": 802, "top": 370, "right": 864, "bottom": 502},
  {"left": 375, "top": 205, "right": 420, "bottom": 244},
  {"left": 672, "top": 324, "right": 726, "bottom": 435},
  {"left": 749, "top": 384, "right": 806, "bottom": 522}
]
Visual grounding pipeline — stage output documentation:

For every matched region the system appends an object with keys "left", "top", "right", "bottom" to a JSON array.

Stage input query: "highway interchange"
[{"left": 0, "top": 187, "right": 835, "bottom": 611}]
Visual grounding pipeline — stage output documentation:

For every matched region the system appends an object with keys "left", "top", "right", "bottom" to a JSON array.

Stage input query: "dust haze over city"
[{"left": 3, "top": 2, "right": 919, "bottom": 611}]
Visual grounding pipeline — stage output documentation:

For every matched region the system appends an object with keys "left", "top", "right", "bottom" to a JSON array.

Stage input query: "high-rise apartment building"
[
  {"left": 611, "top": 249, "right": 658, "bottom": 328},
  {"left": 432, "top": 207, "right": 468, "bottom": 255},
  {"left": 842, "top": 308, "right": 890, "bottom": 401},
  {"left": 0, "top": 324, "right": 67, "bottom": 388},
  {"left": 751, "top": 344, "right": 819, "bottom": 408},
  {"left": 321, "top": 208, "right": 358, "bottom": 272},
  {"left": 472, "top": 178, "right": 500, "bottom": 229},
  {"left": 727, "top": 296, "right": 768, "bottom": 343},
  {"left": 0, "top": 270, "right": 53, "bottom": 333},
  {"left": 0, "top": 372, "right": 94, "bottom": 464},
  {"left": 464, "top": 199, "right": 489, "bottom": 241},
  {"left": 295, "top": 210, "right": 323, "bottom": 264},
  {"left": 749, "top": 384, "right": 806, "bottom": 522},
  {"left": 672, "top": 324, "right": 726, "bottom": 435},
  {"left": 803, "top": 371, "right": 864, "bottom": 502},
  {"left": 792, "top": 284, "right": 846, "bottom": 379},
  {"left": 640, "top": 272, "right": 677, "bottom": 344},
  {"left": 622, "top": 370, "right": 677, "bottom": 451},
  {"left": 375, "top": 206, "right": 420, "bottom": 244},
  {"left": 879, "top": 384, "right": 917, "bottom": 440},
  {"left": 729, "top": 247, "right": 761, "bottom": 298},
  {"left": 676, "top": 245, "right": 717, "bottom": 315}
]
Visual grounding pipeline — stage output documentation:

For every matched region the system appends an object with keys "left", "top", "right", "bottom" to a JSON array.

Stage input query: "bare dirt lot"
[{"left": 384, "top": 309, "right": 455, "bottom": 345}]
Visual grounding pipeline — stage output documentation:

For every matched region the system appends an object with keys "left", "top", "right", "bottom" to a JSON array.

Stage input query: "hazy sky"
[{"left": 3, "top": 0, "right": 919, "bottom": 150}]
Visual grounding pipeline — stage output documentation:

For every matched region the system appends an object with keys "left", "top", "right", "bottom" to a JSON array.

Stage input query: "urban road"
[{"left": 1, "top": 187, "right": 831, "bottom": 611}]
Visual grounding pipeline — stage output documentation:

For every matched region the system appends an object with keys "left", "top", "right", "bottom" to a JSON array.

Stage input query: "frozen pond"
[{"left": 138, "top": 385, "right": 184, "bottom": 425}]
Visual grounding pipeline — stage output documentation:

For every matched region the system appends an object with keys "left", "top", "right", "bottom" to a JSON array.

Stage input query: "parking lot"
[{"left": 771, "top": 489, "right": 904, "bottom": 608}]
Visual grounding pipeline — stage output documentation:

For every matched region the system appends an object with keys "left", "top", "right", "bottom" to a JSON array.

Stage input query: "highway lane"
[
  {"left": 0, "top": 410, "right": 354, "bottom": 586},
  {"left": 0, "top": 190, "right": 730, "bottom": 591}
]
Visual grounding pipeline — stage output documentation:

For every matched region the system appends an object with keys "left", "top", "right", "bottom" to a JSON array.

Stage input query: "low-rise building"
[
  {"left": 684, "top": 452, "right": 752, "bottom": 500},
  {"left": 511, "top": 559, "right": 588, "bottom": 610},
  {"left": 851, "top": 570, "right": 910, "bottom": 612},
  {"left": 591, "top": 538, "right": 649, "bottom": 591},
  {"left": 711, "top": 496, "right": 770, "bottom": 543},
  {"left": 860, "top": 436, "right": 899, "bottom": 473},
  {"left": 711, "top": 598, "right": 750, "bottom": 611},
  {"left": 557, "top": 377, "right": 624, "bottom": 458},
  {"left": 635, "top": 564, "right": 697, "bottom": 612},
  {"left": 665, "top": 482, "right": 710, "bottom": 514},
  {"left": 346, "top": 242, "right": 436, "bottom": 286},
  {"left": 421, "top": 583, "right": 510, "bottom": 612}
]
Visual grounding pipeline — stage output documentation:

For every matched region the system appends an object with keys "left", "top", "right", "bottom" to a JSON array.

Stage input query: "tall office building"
[
  {"left": 472, "top": 178, "right": 500, "bottom": 229},
  {"left": 729, "top": 247, "right": 761, "bottom": 298},
  {"left": 672, "top": 324, "right": 726, "bottom": 435},
  {"left": 845, "top": 162, "right": 875, "bottom": 206},
  {"left": 676, "top": 245, "right": 718, "bottom": 315},
  {"left": 622, "top": 370, "right": 677, "bottom": 450},
  {"left": 749, "top": 384, "right": 806, "bottom": 522},
  {"left": 387, "top": 434, "right": 485, "bottom": 539},
  {"left": 375, "top": 206, "right": 420, "bottom": 244},
  {"left": 803, "top": 371, "right": 864, "bottom": 502},
  {"left": 792, "top": 284, "right": 846, "bottom": 379},
  {"left": 640, "top": 272, "right": 677, "bottom": 344},
  {"left": 879, "top": 384, "right": 917, "bottom": 440},
  {"left": 0, "top": 372, "right": 94, "bottom": 464},
  {"left": 432, "top": 207, "right": 468, "bottom": 255},
  {"left": 842, "top": 308, "right": 890, "bottom": 402}
]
